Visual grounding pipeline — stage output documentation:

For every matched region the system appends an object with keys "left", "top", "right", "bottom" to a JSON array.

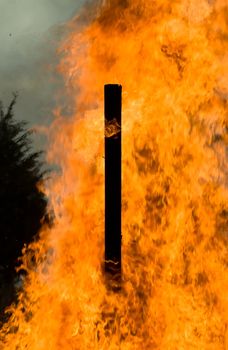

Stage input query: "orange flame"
[{"left": 1, "top": 0, "right": 228, "bottom": 349}]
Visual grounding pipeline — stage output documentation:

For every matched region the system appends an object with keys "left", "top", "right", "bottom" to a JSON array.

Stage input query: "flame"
[
  {"left": 105, "top": 118, "right": 121, "bottom": 138},
  {"left": 1, "top": 0, "right": 228, "bottom": 349}
]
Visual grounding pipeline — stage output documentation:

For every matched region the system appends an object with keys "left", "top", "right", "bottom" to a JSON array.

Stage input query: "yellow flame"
[{"left": 0, "top": 0, "right": 228, "bottom": 349}]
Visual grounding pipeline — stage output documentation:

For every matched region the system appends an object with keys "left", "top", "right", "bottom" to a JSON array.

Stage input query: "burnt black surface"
[{"left": 104, "top": 84, "right": 122, "bottom": 278}]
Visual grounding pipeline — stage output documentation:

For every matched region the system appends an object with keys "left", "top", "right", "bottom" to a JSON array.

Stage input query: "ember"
[{"left": 0, "top": 0, "right": 228, "bottom": 349}]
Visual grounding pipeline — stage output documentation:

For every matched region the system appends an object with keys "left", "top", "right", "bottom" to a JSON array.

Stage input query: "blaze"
[{"left": 1, "top": 0, "right": 228, "bottom": 349}]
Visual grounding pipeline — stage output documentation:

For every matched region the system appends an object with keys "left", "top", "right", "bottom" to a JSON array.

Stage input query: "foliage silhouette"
[{"left": 0, "top": 95, "right": 49, "bottom": 315}]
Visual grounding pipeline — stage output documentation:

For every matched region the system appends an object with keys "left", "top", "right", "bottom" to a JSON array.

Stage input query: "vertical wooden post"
[{"left": 104, "top": 84, "right": 122, "bottom": 284}]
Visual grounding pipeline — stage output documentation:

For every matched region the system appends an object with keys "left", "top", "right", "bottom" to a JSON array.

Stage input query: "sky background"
[{"left": 0, "top": 0, "right": 85, "bottom": 149}]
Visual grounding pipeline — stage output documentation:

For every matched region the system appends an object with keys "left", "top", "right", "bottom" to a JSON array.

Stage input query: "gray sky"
[{"left": 0, "top": 0, "right": 85, "bottom": 149}]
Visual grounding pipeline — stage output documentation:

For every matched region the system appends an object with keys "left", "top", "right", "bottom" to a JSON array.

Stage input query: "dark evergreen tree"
[{"left": 0, "top": 95, "right": 48, "bottom": 314}]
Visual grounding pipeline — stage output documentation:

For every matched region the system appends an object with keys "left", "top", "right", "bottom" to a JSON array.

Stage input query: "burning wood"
[
  {"left": 0, "top": 1, "right": 228, "bottom": 349},
  {"left": 104, "top": 84, "right": 122, "bottom": 287}
]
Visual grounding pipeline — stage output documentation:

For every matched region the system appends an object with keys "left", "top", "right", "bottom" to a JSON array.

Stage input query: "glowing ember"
[{"left": 1, "top": 0, "right": 228, "bottom": 349}]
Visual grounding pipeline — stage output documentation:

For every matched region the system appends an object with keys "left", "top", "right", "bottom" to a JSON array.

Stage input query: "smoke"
[{"left": 0, "top": 0, "right": 86, "bottom": 149}]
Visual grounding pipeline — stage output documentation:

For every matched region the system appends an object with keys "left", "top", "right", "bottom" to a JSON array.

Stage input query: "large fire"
[{"left": 1, "top": 0, "right": 228, "bottom": 349}]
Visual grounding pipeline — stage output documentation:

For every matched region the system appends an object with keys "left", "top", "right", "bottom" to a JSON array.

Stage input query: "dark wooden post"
[{"left": 104, "top": 84, "right": 122, "bottom": 284}]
